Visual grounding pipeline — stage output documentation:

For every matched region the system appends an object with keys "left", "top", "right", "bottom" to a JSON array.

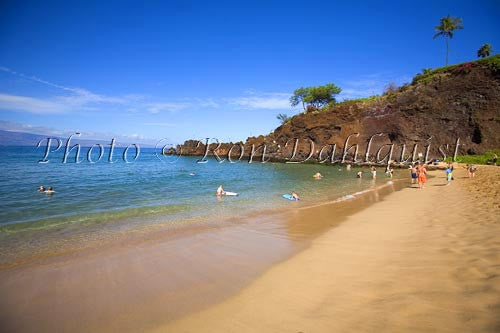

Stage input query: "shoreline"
[
  {"left": 0, "top": 170, "right": 408, "bottom": 332},
  {"left": 156, "top": 165, "right": 500, "bottom": 332},
  {"left": 1, "top": 166, "right": 498, "bottom": 332},
  {"left": 0, "top": 167, "right": 405, "bottom": 270}
]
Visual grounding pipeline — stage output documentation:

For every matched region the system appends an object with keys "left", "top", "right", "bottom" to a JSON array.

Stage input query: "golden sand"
[
  {"left": 155, "top": 166, "right": 500, "bottom": 332},
  {"left": 1, "top": 166, "right": 498, "bottom": 332}
]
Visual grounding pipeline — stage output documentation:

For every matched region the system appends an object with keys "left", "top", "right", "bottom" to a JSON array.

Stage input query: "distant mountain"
[
  {"left": 0, "top": 130, "right": 49, "bottom": 146},
  {"left": 0, "top": 130, "right": 154, "bottom": 147}
]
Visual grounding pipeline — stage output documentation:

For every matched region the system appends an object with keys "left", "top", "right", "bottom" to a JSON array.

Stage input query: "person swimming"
[
  {"left": 216, "top": 185, "right": 224, "bottom": 196},
  {"left": 356, "top": 171, "right": 362, "bottom": 178},
  {"left": 44, "top": 186, "right": 55, "bottom": 194},
  {"left": 38, "top": 185, "right": 45, "bottom": 192},
  {"left": 189, "top": 172, "right": 196, "bottom": 176},
  {"left": 291, "top": 191, "right": 300, "bottom": 200},
  {"left": 313, "top": 172, "right": 323, "bottom": 179}
]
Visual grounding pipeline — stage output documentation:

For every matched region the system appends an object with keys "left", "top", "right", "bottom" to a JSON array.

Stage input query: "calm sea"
[{"left": 0, "top": 145, "right": 402, "bottom": 266}]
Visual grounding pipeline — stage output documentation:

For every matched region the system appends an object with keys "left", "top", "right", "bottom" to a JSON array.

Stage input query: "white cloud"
[
  {"left": 0, "top": 120, "right": 159, "bottom": 144},
  {"left": 0, "top": 67, "right": 189, "bottom": 115},
  {"left": 0, "top": 67, "right": 297, "bottom": 115},
  {"left": 194, "top": 98, "right": 219, "bottom": 108},
  {"left": 146, "top": 102, "right": 190, "bottom": 114},
  {"left": 227, "top": 92, "right": 291, "bottom": 110},
  {"left": 0, "top": 93, "right": 70, "bottom": 114},
  {"left": 0, "top": 120, "right": 65, "bottom": 135}
]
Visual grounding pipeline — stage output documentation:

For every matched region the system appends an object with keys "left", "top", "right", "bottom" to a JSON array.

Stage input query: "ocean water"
[{"left": 0, "top": 146, "right": 402, "bottom": 266}]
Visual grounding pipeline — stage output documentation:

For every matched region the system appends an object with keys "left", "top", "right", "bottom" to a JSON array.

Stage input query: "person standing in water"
[
  {"left": 216, "top": 185, "right": 224, "bottom": 196},
  {"left": 410, "top": 164, "right": 418, "bottom": 185},
  {"left": 371, "top": 166, "right": 377, "bottom": 179},
  {"left": 386, "top": 167, "right": 394, "bottom": 178},
  {"left": 417, "top": 164, "right": 427, "bottom": 189},
  {"left": 356, "top": 171, "right": 362, "bottom": 178}
]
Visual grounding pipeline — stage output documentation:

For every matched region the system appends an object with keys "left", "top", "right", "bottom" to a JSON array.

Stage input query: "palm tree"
[
  {"left": 477, "top": 43, "right": 492, "bottom": 58},
  {"left": 433, "top": 15, "right": 464, "bottom": 65}
]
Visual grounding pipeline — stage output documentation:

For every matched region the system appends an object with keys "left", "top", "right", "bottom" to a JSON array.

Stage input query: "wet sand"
[
  {"left": 0, "top": 177, "right": 403, "bottom": 332},
  {"left": 156, "top": 166, "right": 500, "bottom": 332},
  {"left": 1, "top": 166, "right": 499, "bottom": 332}
]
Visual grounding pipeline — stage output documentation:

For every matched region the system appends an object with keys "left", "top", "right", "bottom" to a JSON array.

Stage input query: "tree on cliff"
[
  {"left": 289, "top": 87, "right": 308, "bottom": 110},
  {"left": 433, "top": 15, "right": 464, "bottom": 66},
  {"left": 477, "top": 43, "right": 492, "bottom": 58},
  {"left": 290, "top": 83, "right": 342, "bottom": 111}
]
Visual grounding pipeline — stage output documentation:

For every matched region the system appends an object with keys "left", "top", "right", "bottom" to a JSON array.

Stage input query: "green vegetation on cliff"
[
  {"left": 412, "top": 54, "right": 500, "bottom": 85},
  {"left": 288, "top": 54, "right": 500, "bottom": 116},
  {"left": 290, "top": 83, "right": 342, "bottom": 111},
  {"left": 445, "top": 149, "right": 500, "bottom": 165}
]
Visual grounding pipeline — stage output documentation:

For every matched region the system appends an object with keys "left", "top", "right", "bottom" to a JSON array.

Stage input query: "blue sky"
[{"left": 0, "top": 0, "right": 499, "bottom": 144}]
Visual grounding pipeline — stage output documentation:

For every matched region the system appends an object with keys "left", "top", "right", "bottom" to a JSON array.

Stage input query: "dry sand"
[
  {"left": 1, "top": 166, "right": 498, "bottom": 332},
  {"left": 155, "top": 166, "right": 500, "bottom": 332}
]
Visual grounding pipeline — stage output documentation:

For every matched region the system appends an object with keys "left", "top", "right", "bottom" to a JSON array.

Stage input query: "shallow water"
[{"left": 0, "top": 146, "right": 402, "bottom": 266}]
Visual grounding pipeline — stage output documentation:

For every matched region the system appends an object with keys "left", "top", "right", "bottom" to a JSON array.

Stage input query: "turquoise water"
[{"left": 0, "top": 146, "right": 402, "bottom": 265}]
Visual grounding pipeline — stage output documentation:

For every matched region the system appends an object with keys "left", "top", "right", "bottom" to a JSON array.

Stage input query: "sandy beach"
[
  {"left": 2, "top": 3, "right": 499, "bottom": 332},
  {"left": 155, "top": 166, "right": 500, "bottom": 332},
  {"left": 1, "top": 166, "right": 499, "bottom": 332}
]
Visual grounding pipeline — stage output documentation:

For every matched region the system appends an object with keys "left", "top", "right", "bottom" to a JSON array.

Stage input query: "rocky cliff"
[{"left": 176, "top": 55, "right": 500, "bottom": 163}]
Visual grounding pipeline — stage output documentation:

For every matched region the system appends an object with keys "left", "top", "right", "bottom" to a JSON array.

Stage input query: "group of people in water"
[
  {"left": 216, "top": 160, "right": 483, "bottom": 200},
  {"left": 315, "top": 165, "right": 395, "bottom": 181},
  {"left": 217, "top": 165, "right": 398, "bottom": 202},
  {"left": 38, "top": 185, "right": 55, "bottom": 194}
]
